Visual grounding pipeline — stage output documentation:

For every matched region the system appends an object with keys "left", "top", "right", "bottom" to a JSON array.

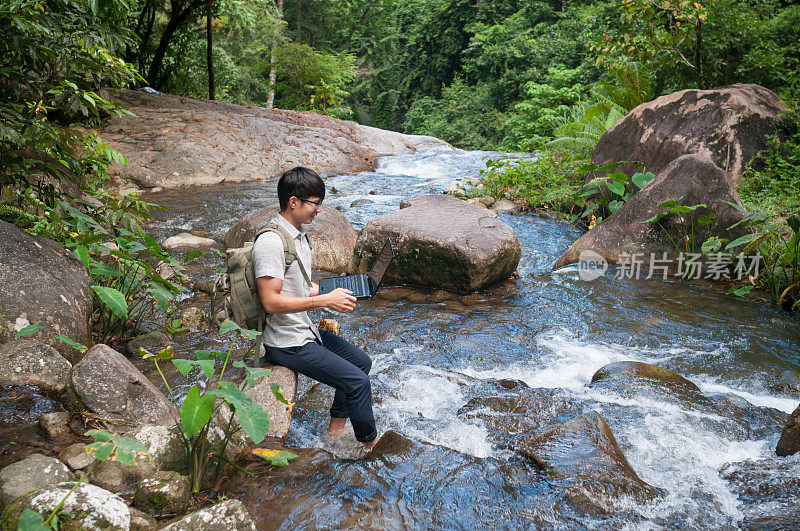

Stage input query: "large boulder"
[
  {"left": 71, "top": 344, "right": 177, "bottom": 429},
  {"left": 353, "top": 195, "right": 522, "bottom": 291},
  {"left": 0, "top": 220, "right": 91, "bottom": 357},
  {"left": 160, "top": 499, "right": 256, "bottom": 531},
  {"left": 0, "top": 340, "right": 71, "bottom": 394},
  {"left": 222, "top": 204, "right": 357, "bottom": 274},
  {"left": 518, "top": 412, "right": 660, "bottom": 510},
  {"left": 589, "top": 84, "right": 790, "bottom": 183},
  {"left": 554, "top": 154, "right": 751, "bottom": 270},
  {"left": 4, "top": 482, "right": 130, "bottom": 530},
  {"left": 240, "top": 364, "right": 297, "bottom": 440},
  {"left": 0, "top": 454, "right": 73, "bottom": 505},
  {"left": 591, "top": 361, "right": 700, "bottom": 391},
  {"left": 100, "top": 90, "right": 451, "bottom": 190},
  {"left": 776, "top": 403, "right": 800, "bottom": 457}
]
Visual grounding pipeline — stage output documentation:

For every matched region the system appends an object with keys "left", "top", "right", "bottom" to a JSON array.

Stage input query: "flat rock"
[
  {"left": 223, "top": 204, "right": 357, "bottom": 274},
  {"left": 776, "top": 403, "right": 800, "bottom": 456},
  {"left": 59, "top": 443, "right": 98, "bottom": 471},
  {"left": 160, "top": 499, "right": 256, "bottom": 531},
  {"left": 39, "top": 411, "right": 71, "bottom": 439},
  {"left": 519, "top": 412, "right": 660, "bottom": 511},
  {"left": 100, "top": 90, "right": 451, "bottom": 190},
  {"left": 554, "top": 154, "right": 751, "bottom": 270},
  {"left": 11, "top": 482, "right": 130, "bottom": 530},
  {"left": 71, "top": 344, "right": 178, "bottom": 429},
  {"left": 133, "top": 470, "right": 190, "bottom": 517},
  {"left": 0, "top": 340, "right": 72, "bottom": 394},
  {"left": 0, "top": 220, "right": 91, "bottom": 357},
  {"left": 0, "top": 454, "right": 73, "bottom": 504},
  {"left": 590, "top": 84, "right": 790, "bottom": 183},
  {"left": 161, "top": 233, "right": 216, "bottom": 250},
  {"left": 353, "top": 195, "right": 522, "bottom": 291}
]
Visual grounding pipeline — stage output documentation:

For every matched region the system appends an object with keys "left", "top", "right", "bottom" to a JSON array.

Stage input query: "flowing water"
[{"left": 148, "top": 149, "right": 800, "bottom": 529}]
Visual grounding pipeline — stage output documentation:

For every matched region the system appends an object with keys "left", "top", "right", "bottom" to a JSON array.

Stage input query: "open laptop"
[{"left": 319, "top": 239, "right": 394, "bottom": 299}]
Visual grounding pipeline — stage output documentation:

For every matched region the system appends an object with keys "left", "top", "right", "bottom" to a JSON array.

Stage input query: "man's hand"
[{"left": 322, "top": 288, "right": 357, "bottom": 312}]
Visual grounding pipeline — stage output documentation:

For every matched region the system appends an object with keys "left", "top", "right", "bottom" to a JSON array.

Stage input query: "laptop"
[{"left": 319, "top": 239, "right": 394, "bottom": 299}]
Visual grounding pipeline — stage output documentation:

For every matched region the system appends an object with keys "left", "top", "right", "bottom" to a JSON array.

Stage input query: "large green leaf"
[
  {"left": 252, "top": 448, "right": 298, "bottom": 467},
  {"left": 172, "top": 358, "right": 216, "bottom": 379},
  {"left": 14, "top": 321, "right": 45, "bottom": 339},
  {"left": 84, "top": 429, "right": 150, "bottom": 466},
  {"left": 233, "top": 361, "right": 272, "bottom": 387},
  {"left": 210, "top": 382, "right": 269, "bottom": 443},
  {"left": 17, "top": 508, "right": 49, "bottom": 531},
  {"left": 91, "top": 285, "right": 128, "bottom": 319},
  {"left": 54, "top": 333, "right": 87, "bottom": 352},
  {"left": 180, "top": 387, "right": 215, "bottom": 437},
  {"left": 631, "top": 171, "right": 655, "bottom": 189},
  {"left": 148, "top": 282, "right": 173, "bottom": 311}
]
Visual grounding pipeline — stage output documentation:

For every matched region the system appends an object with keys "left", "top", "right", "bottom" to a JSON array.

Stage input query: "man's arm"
[{"left": 257, "top": 276, "right": 356, "bottom": 314}]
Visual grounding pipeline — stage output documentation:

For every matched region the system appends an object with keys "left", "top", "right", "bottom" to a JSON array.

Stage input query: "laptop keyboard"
[{"left": 336, "top": 275, "right": 368, "bottom": 295}]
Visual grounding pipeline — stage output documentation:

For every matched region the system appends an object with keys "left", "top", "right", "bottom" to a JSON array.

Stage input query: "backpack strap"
[{"left": 258, "top": 222, "right": 313, "bottom": 288}]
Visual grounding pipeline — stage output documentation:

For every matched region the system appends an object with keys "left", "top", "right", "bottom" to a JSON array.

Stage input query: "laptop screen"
[{"left": 368, "top": 239, "right": 394, "bottom": 287}]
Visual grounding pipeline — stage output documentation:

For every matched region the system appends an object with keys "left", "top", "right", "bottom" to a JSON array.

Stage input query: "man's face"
[{"left": 292, "top": 195, "right": 322, "bottom": 224}]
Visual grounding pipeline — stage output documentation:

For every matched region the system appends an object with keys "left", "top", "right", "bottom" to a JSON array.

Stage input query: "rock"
[
  {"left": 776, "top": 403, "right": 800, "bottom": 456},
  {"left": 100, "top": 90, "right": 451, "bottom": 190},
  {"left": 316, "top": 319, "right": 340, "bottom": 335},
  {"left": 126, "top": 424, "right": 186, "bottom": 471},
  {"left": 406, "top": 292, "right": 427, "bottom": 303},
  {"left": 222, "top": 204, "right": 357, "bottom": 274},
  {"left": 353, "top": 195, "right": 522, "bottom": 291},
  {"left": 591, "top": 361, "right": 700, "bottom": 391},
  {"left": 193, "top": 281, "right": 214, "bottom": 294},
  {"left": 0, "top": 454, "right": 73, "bottom": 504},
  {"left": 159, "top": 499, "right": 256, "bottom": 531},
  {"left": 491, "top": 198, "right": 521, "bottom": 213},
  {"left": 155, "top": 261, "right": 176, "bottom": 280},
  {"left": 125, "top": 331, "right": 171, "bottom": 357},
  {"left": 161, "top": 233, "right": 216, "bottom": 250},
  {"left": 59, "top": 443, "right": 98, "bottom": 471},
  {"left": 349, "top": 198, "right": 374, "bottom": 207},
  {"left": 553, "top": 154, "right": 751, "bottom": 270},
  {"left": 11, "top": 482, "right": 130, "bottom": 530},
  {"left": 89, "top": 458, "right": 154, "bottom": 496},
  {"left": 466, "top": 197, "right": 488, "bottom": 208},
  {"left": 181, "top": 307, "right": 205, "bottom": 329},
  {"left": 0, "top": 220, "right": 91, "bottom": 357},
  {"left": 478, "top": 196, "right": 495, "bottom": 208},
  {"left": 239, "top": 365, "right": 297, "bottom": 439},
  {"left": 429, "top": 289, "right": 453, "bottom": 303},
  {"left": 519, "top": 412, "right": 660, "bottom": 510},
  {"left": 39, "top": 411, "right": 71, "bottom": 440},
  {"left": 0, "top": 340, "right": 72, "bottom": 394},
  {"left": 778, "top": 370, "right": 800, "bottom": 393},
  {"left": 130, "top": 508, "right": 158, "bottom": 531},
  {"left": 71, "top": 344, "right": 178, "bottom": 428},
  {"left": 589, "top": 84, "right": 791, "bottom": 184},
  {"left": 133, "top": 471, "right": 190, "bottom": 516}
]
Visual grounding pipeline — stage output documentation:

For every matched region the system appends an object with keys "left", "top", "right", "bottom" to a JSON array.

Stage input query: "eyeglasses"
[{"left": 298, "top": 197, "right": 323, "bottom": 207}]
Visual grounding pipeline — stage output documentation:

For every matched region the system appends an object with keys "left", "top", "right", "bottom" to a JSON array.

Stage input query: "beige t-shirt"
[{"left": 252, "top": 214, "right": 319, "bottom": 348}]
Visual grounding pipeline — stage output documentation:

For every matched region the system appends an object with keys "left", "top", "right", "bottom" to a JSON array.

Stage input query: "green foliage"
[
  {"left": 570, "top": 164, "right": 655, "bottom": 226},
  {"left": 252, "top": 448, "right": 298, "bottom": 467},
  {"left": 145, "top": 320, "right": 293, "bottom": 493},
  {"left": 469, "top": 149, "right": 590, "bottom": 212},
  {"left": 274, "top": 42, "right": 357, "bottom": 118},
  {"left": 404, "top": 80, "right": 507, "bottom": 150},
  {"left": 642, "top": 197, "right": 715, "bottom": 255}
]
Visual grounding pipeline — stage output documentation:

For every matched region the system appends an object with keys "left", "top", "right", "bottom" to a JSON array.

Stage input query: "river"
[{"left": 147, "top": 149, "right": 800, "bottom": 529}]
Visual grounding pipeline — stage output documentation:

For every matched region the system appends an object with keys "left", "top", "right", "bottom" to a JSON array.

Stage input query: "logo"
[{"left": 577, "top": 250, "right": 608, "bottom": 281}]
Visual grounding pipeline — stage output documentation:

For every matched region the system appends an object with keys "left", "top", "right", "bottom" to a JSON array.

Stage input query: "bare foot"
[
  {"left": 360, "top": 437, "right": 379, "bottom": 453},
  {"left": 326, "top": 417, "right": 348, "bottom": 437}
]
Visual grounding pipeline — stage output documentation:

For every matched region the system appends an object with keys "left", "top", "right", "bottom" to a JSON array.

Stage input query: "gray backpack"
[{"left": 214, "top": 222, "right": 311, "bottom": 365}]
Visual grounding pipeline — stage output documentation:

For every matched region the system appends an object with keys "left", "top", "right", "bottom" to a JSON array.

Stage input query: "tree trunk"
[
  {"left": 695, "top": 19, "right": 705, "bottom": 89},
  {"left": 207, "top": 0, "right": 215, "bottom": 99},
  {"left": 146, "top": 0, "right": 204, "bottom": 89},
  {"left": 266, "top": 0, "right": 284, "bottom": 109},
  {"left": 296, "top": 0, "right": 301, "bottom": 40}
]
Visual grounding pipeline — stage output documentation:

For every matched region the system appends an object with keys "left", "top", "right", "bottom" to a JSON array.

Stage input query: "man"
[{"left": 253, "top": 166, "right": 379, "bottom": 451}]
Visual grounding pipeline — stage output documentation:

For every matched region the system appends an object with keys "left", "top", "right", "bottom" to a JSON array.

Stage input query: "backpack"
[{"left": 214, "top": 222, "right": 312, "bottom": 366}]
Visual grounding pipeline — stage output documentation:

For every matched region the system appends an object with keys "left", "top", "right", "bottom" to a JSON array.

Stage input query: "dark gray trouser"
[{"left": 263, "top": 330, "right": 377, "bottom": 443}]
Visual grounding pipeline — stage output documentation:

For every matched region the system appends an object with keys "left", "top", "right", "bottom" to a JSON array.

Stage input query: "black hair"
[{"left": 277, "top": 167, "right": 325, "bottom": 210}]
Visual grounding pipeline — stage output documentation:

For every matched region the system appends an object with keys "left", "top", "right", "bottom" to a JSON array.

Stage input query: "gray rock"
[
  {"left": 181, "top": 307, "right": 205, "bottom": 329},
  {"left": 59, "top": 443, "right": 98, "bottom": 471},
  {"left": 589, "top": 84, "right": 791, "bottom": 184},
  {"left": 466, "top": 197, "right": 489, "bottom": 209},
  {"left": 71, "top": 344, "right": 178, "bottom": 429},
  {"left": 160, "top": 499, "right": 256, "bottom": 531},
  {"left": 161, "top": 233, "right": 216, "bottom": 250},
  {"left": 478, "top": 196, "right": 495, "bottom": 208},
  {"left": 130, "top": 508, "right": 158, "bottom": 531},
  {"left": 0, "top": 221, "right": 91, "bottom": 357},
  {"left": 126, "top": 424, "right": 186, "bottom": 471},
  {"left": 591, "top": 361, "right": 700, "bottom": 391},
  {"left": 778, "top": 370, "right": 800, "bottom": 393},
  {"left": 125, "top": 331, "right": 171, "bottom": 357},
  {"left": 89, "top": 458, "right": 154, "bottom": 496},
  {"left": 353, "top": 195, "right": 522, "bottom": 291},
  {"left": 39, "top": 411, "right": 71, "bottom": 440},
  {"left": 17, "top": 482, "right": 130, "bottom": 530},
  {"left": 491, "top": 198, "right": 521, "bottom": 213},
  {"left": 240, "top": 365, "right": 297, "bottom": 440},
  {"left": 222, "top": 203, "right": 358, "bottom": 274},
  {"left": 0, "top": 454, "right": 73, "bottom": 504},
  {"left": 553, "top": 154, "right": 751, "bottom": 271},
  {"left": 0, "top": 340, "right": 72, "bottom": 394},
  {"left": 133, "top": 471, "right": 189, "bottom": 516},
  {"left": 777, "top": 403, "right": 800, "bottom": 456},
  {"left": 519, "top": 412, "right": 660, "bottom": 511},
  {"left": 349, "top": 198, "right": 374, "bottom": 207}
]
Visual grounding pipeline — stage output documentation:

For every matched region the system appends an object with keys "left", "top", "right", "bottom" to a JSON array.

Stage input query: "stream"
[{"left": 147, "top": 149, "right": 800, "bottom": 529}]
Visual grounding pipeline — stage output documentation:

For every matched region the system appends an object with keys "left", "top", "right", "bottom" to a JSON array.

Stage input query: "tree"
[{"left": 267, "top": 0, "right": 285, "bottom": 108}]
